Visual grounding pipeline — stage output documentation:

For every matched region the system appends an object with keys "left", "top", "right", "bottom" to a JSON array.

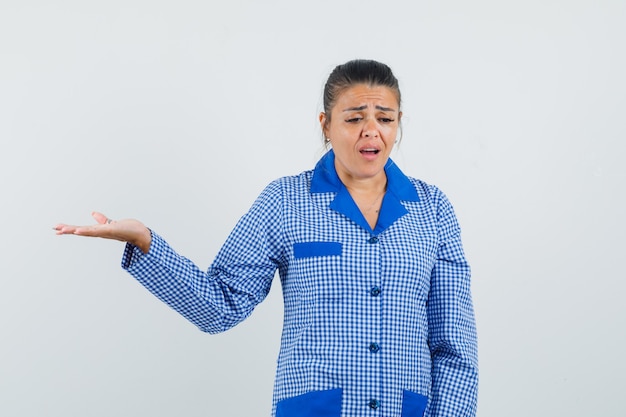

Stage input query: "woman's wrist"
[{"left": 134, "top": 227, "right": 152, "bottom": 254}]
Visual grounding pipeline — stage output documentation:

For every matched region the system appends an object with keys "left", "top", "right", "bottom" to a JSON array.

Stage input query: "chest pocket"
[{"left": 291, "top": 241, "right": 344, "bottom": 301}]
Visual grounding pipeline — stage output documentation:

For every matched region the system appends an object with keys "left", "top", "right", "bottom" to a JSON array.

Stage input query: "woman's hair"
[{"left": 322, "top": 59, "right": 401, "bottom": 128}]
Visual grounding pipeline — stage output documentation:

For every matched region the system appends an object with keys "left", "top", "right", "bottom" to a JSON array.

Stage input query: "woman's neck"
[
  {"left": 337, "top": 170, "right": 388, "bottom": 197},
  {"left": 337, "top": 170, "right": 388, "bottom": 230}
]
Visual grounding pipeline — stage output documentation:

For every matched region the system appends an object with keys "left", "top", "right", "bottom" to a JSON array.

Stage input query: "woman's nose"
[{"left": 362, "top": 119, "right": 379, "bottom": 138}]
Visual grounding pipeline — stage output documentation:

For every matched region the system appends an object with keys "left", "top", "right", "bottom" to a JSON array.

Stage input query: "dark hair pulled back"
[{"left": 322, "top": 59, "right": 401, "bottom": 128}]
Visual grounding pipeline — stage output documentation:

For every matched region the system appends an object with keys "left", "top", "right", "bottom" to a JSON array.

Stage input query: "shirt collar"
[
  {"left": 310, "top": 150, "right": 419, "bottom": 234},
  {"left": 310, "top": 149, "right": 419, "bottom": 202}
]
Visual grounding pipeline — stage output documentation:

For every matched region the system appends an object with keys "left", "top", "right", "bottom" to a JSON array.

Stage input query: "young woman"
[{"left": 55, "top": 59, "right": 478, "bottom": 417}]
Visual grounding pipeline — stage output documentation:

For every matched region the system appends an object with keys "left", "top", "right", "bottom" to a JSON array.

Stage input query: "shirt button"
[
  {"left": 368, "top": 236, "right": 379, "bottom": 244},
  {"left": 368, "top": 399, "right": 380, "bottom": 410},
  {"left": 369, "top": 342, "right": 380, "bottom": 353},
  {"left": 370, "top": 286, "right": 381, "bottom": 296}
]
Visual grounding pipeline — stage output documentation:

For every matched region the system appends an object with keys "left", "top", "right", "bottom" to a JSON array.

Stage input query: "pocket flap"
[
  {"left": 276, "top": 388, "right": 342, "bottom": 417},
  {"left": 401, "top": 389, "right": 428, "bottom": 416},
  {"left": 293, "top": 242, "right": 342, "bottom": 258}
]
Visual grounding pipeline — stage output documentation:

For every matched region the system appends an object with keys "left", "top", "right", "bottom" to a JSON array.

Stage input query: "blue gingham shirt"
[{"left": 122, "top": 150, "right": 478, "bottom": 417}]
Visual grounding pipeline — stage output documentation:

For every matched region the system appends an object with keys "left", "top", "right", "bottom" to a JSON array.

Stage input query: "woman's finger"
[
  {"left": 91, "top": 211, "right": 110, "bottom": 225},
  {"left": 53, "top": 224, "right": 78, "bottom": 235},
  {"left": 53, "top": 213, "right": 111, "bottom": 237}
]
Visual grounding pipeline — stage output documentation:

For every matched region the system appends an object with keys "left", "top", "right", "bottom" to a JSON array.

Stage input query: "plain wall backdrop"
[{"left": 1, "top": 1, "right": 624, "bottom": 416}]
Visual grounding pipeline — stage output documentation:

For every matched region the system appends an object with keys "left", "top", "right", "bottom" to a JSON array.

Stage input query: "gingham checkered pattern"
[{"left": 123, "top": 150, "right": 478, "bottom": 417}]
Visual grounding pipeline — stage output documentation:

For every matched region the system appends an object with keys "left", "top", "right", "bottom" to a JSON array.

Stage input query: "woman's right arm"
[{"left": 53, "top": 181, "right": 285, "bottom": 333}]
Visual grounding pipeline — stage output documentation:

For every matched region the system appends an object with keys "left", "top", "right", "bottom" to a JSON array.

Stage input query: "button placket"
[{"left": 363, "top": 232, "right": 382, "bottom": 413}]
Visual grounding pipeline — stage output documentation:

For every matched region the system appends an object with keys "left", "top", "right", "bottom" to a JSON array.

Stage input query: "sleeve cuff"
[{"left": 121, "top": 228, "right": 157, "bottom": 270}]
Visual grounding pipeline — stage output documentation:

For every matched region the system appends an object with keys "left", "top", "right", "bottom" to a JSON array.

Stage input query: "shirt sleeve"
[
  {"left": 121, "top": 180, "right": 286, "bottom": 334},
  {"left": 425, "top": 188, "right": 479, "bottom": 417}
]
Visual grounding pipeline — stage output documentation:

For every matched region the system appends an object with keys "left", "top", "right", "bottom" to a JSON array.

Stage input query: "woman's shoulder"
[
  {"left": 248, "top": 170, "right": 315, "bottom": 211},
  {"left": 406, "top": 176, "right": 449, "bottom": 205},
  {"left": 405, "top": 177, "right": 462, "bottom": 232},
  {"left": 265, "top": 169, "right": 315, "bottom": 194}
]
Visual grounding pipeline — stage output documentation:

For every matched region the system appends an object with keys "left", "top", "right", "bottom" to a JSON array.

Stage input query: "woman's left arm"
[{"left": 425, "top": 190, "right": 478, "bottom": 417}]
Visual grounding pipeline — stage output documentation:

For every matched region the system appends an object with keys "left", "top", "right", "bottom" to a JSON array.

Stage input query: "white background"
[{"left": 1, "top": 1, "right": 624, "bottom": 416}]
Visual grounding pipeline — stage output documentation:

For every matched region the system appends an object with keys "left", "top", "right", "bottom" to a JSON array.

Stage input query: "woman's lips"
[{"left": 359, "top": 148, "right": 381, "bottom": 160}]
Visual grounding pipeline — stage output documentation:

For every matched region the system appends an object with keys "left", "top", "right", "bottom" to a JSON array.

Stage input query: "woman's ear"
[{"left": 319, "top": 112, "right": 328, "bottom": 137}]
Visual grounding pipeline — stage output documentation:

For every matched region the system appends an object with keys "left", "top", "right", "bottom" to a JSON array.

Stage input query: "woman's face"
[{"left": 320, "top": 84, "right": 401, "bottom": 186}]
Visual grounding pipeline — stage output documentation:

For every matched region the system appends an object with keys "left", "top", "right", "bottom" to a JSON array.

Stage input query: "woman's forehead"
[{"left": 335, "top": 84, "right": 399, "bottom": 110}]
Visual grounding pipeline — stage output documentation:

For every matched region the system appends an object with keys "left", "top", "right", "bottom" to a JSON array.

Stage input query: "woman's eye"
[
  {"left": 379, "top": 118, "right": 395, "bottom": 123},
  {"left": 346, "top": 117, "right": 362, "bottom": 123}
]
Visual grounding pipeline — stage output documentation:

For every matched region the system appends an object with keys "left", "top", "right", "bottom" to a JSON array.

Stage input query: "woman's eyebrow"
[{"left": 343, "top": 105, "right": 397, "bottom": 112}]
